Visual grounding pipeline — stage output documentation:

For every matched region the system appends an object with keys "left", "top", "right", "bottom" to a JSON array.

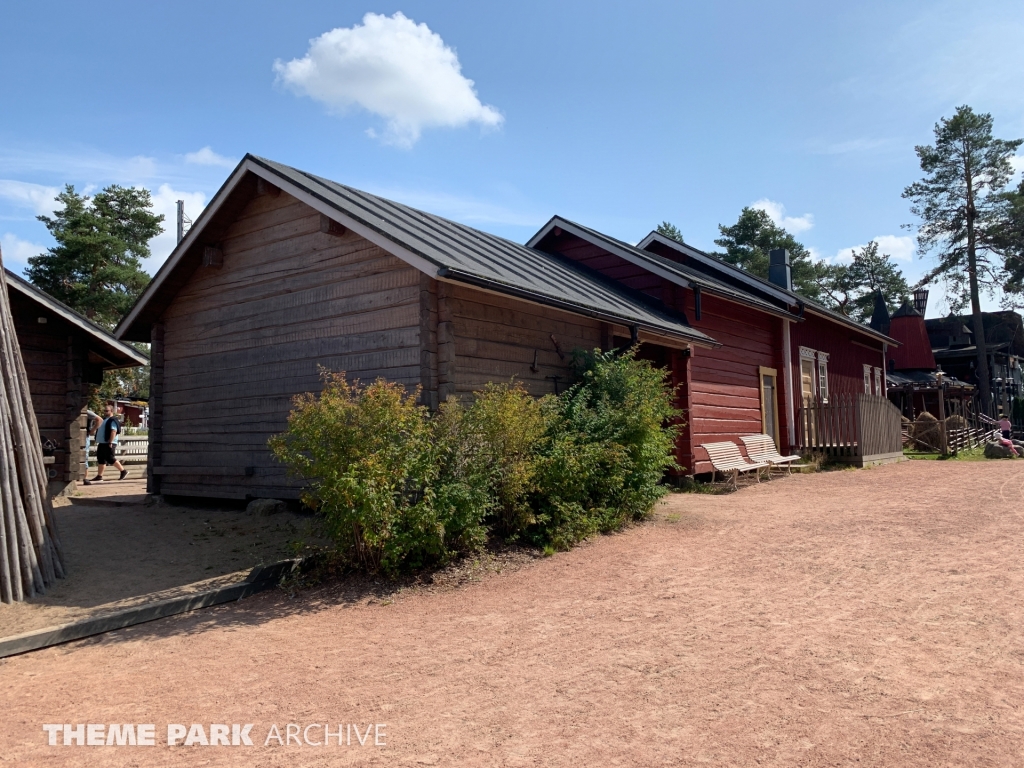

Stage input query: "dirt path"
[{"left": 2, "top": 461, "right": 1024, "bottom": 766}]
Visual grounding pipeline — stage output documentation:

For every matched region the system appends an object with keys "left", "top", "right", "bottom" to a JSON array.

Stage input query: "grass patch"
[{"left": 904, "top": 446, "right": 988, "bottom": 462}]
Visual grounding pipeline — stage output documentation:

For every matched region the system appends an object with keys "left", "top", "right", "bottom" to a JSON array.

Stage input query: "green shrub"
[
  {"left": 271, "top": 347, "right": 683, "bottom": 573},
  {"left": 529, "top": 348, "right": 681, "bottom": 549},
  {"left": 268, "top": 373, "right": 488, "bottom": 575}
]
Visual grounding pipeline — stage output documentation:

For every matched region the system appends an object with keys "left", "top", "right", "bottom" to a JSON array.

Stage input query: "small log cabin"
[
  {"left": 115, "top": 155, "right": 715, "bottom": 500},
  {"left": 5, "top": 270, "right": 149, "bottom": 495}
]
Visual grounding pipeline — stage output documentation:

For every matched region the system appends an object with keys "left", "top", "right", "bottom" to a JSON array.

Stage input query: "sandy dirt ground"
[
  {"left": 0, "top": 483, "right": 309, "bottom": 636},
  {"left": 2, "top": 460, "right": 1023, "bottom": 767}
]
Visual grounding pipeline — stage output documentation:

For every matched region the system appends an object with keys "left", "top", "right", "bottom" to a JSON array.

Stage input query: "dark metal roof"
[
  {"left": 118, "top": 155, "right": 716, "bottom": 348},
  {"left": 891, "top": 300, "right": 922, "bottom": 319},
  {"left": 887, "top": 369, "right": 973, "bottom": 389},
  {"left": 635, "top": 231, "right": 900, "bottom": 346},
  {"left": 530, "top": 218, "right": 797, "bottom": 320},
  {"left": 5, "top": 270, "right": 148, "bottom": 369}
]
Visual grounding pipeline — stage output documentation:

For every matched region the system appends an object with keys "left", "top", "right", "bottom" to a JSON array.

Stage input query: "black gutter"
[{"left": 435, "top": 267, "right": 720, "bottom": 348}]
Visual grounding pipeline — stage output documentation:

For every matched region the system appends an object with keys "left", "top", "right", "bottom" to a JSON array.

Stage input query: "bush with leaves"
[
  {"left": 269, "top": 373, "right": 489, "bottom": 575},
  {"left": 271, "top": 348, "right": 682, "bottom": 573},
  {"left": 530, "top": 348, "right": 681, "bottom": 549}
]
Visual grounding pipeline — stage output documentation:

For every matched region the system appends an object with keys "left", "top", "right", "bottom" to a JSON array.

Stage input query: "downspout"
[
  {"left": 783, "top": 318, "right": 796, "bottom": 449},
  {"left": 882, "top": 343, "right": 887, "bottom": 397},
  {"left": 622, "top": 324, "right": 640, "bottom": 352}
]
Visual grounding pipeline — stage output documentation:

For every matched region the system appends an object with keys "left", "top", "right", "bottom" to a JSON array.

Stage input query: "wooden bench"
[
  {"left": 700, "top": 441, "right": 770, "bottom": 489},
  {"left": 740, "top": 434, "right": 803, "bottom": 473}
]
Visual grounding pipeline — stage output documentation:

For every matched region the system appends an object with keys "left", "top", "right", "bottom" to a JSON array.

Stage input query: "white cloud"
[
  {"left": 273, "top": 12, "right": 503, "bottom": 148},
  {"left": 1011, "top": 154, "right": 1024, "bottom": 178},
  {"left": 830, "top": 234, "right": 916, "bottom": 264},
  {"left": 0, "top": 180, "right": 61, "bottom": 216},
  {"left": 145, "top": 184, "right": 207, "bottom": 274},
  {"left": 184, "top": 147, "right": 237, "bottom": 168},
  {"left": 751, "top": 198, "right": 814, "bottom": 234},
  {"left": 0, "top": 232, "right": 47, "bottom": 271}
]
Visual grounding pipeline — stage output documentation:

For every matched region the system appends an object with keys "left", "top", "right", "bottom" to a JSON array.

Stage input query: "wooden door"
[{"left": 760, "top": 367, "right": 780, "bottom": 449}]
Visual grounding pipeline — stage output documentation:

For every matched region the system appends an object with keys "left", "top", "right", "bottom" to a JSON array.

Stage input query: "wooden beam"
[
  {"left": 148, "top": 322, "right": 164, "bottom": 495},
  {"left": 202, "top": 245, "right": 223, "bottom": 268},
  {"left": 437, "top": 281, "right": 456, "bottom": 403},
  {"left": 319, "top": 214, "right": 347, "bottom": 237}
]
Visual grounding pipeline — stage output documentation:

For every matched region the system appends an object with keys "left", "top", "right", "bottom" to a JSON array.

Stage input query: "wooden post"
[
  {"left": 65, "top": 335, "right": 86, "bottom": 485},
  {"left": 419, "top": 274, "right": 439, "bottom": 410},
  {"left": 937, "top": 372, "right": 948, "bottom": 455},
  {"left": 436, "top": 282, "right": 456, "bottom": 403},
  {"left": 148, "top": 322, "right": 164, "bottom": 495}
]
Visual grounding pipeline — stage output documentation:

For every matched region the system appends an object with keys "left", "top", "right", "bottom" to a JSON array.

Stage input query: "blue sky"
[{"left": 1, "top": 0, "right": 1022, "bottom": 316}]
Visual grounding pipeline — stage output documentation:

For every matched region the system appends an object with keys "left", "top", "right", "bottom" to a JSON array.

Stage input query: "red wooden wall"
[
  {"left": 789, "top": 316, "right": 886, "bottom": 400},
  {"left": 540, "top": 232, "right": 785, "bottom": 474}
]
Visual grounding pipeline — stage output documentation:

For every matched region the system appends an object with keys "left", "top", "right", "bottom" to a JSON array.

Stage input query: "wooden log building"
[
  {"left": 115, "top": 156, "right": 713, "bottom": 499},
  {"left": 6, "top": 270, "right": 149, "bottom": 495},
  {"left": 115, "top": 155, "right": 899, "bottom": 499}
]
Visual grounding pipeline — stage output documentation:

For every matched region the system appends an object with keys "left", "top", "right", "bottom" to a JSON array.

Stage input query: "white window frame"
[
  {"left": 817, "top": 352, "right": 830, "bottom": 402},
  {"left": 863, "top": 364, "right": 872, "bottom": 394},
  {"left": 874, "top": 367, "right": 883, "bottom": 396}
]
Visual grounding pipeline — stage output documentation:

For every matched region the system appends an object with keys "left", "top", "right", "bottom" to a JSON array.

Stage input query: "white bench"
[
  {"left": 700, "top": 441, "right": 770, "bottom": 489},
  {"left": 740, "top": 434, "right": 803, "bottom": 473}
]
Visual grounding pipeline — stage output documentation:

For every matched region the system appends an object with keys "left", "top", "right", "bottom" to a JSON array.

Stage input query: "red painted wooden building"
[{"left": 530, "top": 221, "right": 899, "bottom": 474}]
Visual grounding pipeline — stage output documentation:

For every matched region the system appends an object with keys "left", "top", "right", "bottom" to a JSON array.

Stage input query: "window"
[
  {"left": 874, "top": 367, "right": 883, "bottom": 396},
  {"left": 817, "top": 353, "right": 829, "bottom": 402},
  {"left": 799, "top": 347, "right": 817, "bottom": 403},
  {"left": 863, "top": 364, "right": 872, "bottom": 394}
]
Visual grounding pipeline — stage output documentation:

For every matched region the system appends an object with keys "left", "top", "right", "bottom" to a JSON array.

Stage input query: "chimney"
[
  {"left": 768, "top": 248, "right": 792, "bottom": 291},
  {"left": 913, "top": 288, "right": 929, "bottom": 316}
]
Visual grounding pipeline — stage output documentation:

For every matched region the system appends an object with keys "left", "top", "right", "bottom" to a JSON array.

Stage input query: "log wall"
[
  {"left": 448, "top": 283, "right": 603, "bottom": 398},
  {"left": 9, "top": 291, "right": 91, "bottom": 495},
  {"left": 156, "top": 191, "right": 422, "bottom": 499}
]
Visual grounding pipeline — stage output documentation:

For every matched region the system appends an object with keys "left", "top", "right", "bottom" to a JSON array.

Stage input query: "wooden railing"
[{"left": 797, "top": 393, "right": 904, "bottom": 465}]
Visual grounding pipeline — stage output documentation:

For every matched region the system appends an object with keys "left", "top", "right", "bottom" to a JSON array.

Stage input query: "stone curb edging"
[{"left": 0, "top": 559, "right": 301, "bottom": 659}]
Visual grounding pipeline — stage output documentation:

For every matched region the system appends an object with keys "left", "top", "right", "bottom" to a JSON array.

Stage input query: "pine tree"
[
  {"left": 713, "top": 207, "right": 823, "bottom": 299},
  {"left": 656, "top": 221, "right": 684, "bottom": 243},
  {"left": 903, "top": 105, "right": 1022, "bottom": 412},
  {"left": 27, "top": 185, "right": 162, "bottom": 328}
]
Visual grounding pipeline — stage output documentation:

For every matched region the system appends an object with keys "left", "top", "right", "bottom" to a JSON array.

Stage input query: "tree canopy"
[
  {"left": 815, "top": 241, "right": 910, "bottom": 323},
  {"left": 903, "top": 105, "right": 1022, "bottom": 411},
  {"left": 655, "top": 221, "right": 684, "bottom": 243},
  {"left": 713, "top": 206, "right": 822, "bottom": 299},
  {"left": 27, "top": 184, "right": 162, "bottom": 328},
  {"left": 992, "top": 180, "right": 1024, "bottom": 294}
]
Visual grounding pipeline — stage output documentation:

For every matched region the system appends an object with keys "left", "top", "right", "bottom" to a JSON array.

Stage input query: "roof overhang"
[
  {"left": 531, "top": 220, "right": 797, "bottom": 321},
  {"left": 5, "top": 271, "right": 148, "bottom": 369},
  {"left": 638, "top": 231, "right": 900, "bottom": 346},
  {"left": 116, "top": 156, "right": 443, "bottom": 342}
]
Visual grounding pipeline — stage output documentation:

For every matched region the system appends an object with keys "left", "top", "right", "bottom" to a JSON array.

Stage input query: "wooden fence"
[
  {"left": 797, "top": 393, "right": 904, "bottom": 466},
  {"left": 87, "top": 435, "right": 149, "bottom": 469}
]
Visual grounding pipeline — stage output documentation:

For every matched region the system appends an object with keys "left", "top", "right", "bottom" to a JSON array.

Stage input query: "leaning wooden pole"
[{"left": 0, "top": 248, "right": 64, "bottom": 603}]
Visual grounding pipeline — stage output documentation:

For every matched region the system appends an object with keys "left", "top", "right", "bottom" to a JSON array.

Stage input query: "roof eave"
[
  {"left": 6, "top": 271, "right": 148, "bottom": 368},
  {"left": 437, "top": 267, "right": 719, "bottom": 349},
  {"left": 534, "top": 220, "right": 798, "bottom": 321}
]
